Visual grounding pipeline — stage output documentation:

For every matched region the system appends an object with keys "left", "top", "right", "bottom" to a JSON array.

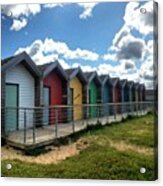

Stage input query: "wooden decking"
[{"left": 5, "top": 110, "right": 147, "bottom": 149}]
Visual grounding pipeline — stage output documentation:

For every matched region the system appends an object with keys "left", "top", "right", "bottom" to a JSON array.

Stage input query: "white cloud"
[
  {"left": 64, "top": 47, "right": 99, "bottom": 61},
  {"left": 112, "top": 25, "right": 130, "bottom": 47},
  {"left": 10, "top": 18, "right": 27, "bottom": 31},
  {"left": 2, "top": 4, "right": 41, "bottom": 31},
  {"left": 15, "top": 39, "right": 70, "bottom": 68},
  {"left": 3, "top": 3, "right": 98, "bottom": 31},
  {"left": 58, "top": 58, "right": 70, "bottom": 69},
  {"left": 103, "top": 53, "right": 117, "bottom": 61},
  {"left": 2, "top": 4, "right": 41, "bottom": 18},
  {"left": 15, "top": 38, "right": 99, "bottom": 65},
  {"left": 43, "top": 2, "right": 98, "bottom": 20},
  {"left": 77, "top": 3, "right": 98, "bottom": 19},
  {"left": 117, "top": 34, "right": 146, "bottom": 60},
  {"left": 139, "top": 59, "right": 154, "bottom": 81},
  {"left": 43, "top": 38, "right": 99, "bottom": 61},
  {"left": 43, "top": 3, "right": 64, "bottom": 9},
  {"left": 97, "top": 63, "right": 121, "bottom": 77},
  {"left": 121, "top": 60, "right": 136, "bottom": 71},
  {"left": 102, "top": 1, "right": 155, "bottom": 88},
  {"left": 103, "top": 31, "right": 147, "bottom": 65},
  {"left": 103, "top": 1, "right": 154, "bottom": 62},
  {"left": 123, "top": 1, "right": 154, "bottom": 35},
  {"left": 72, "top": 63, "right": 96, "bottom": 72}
]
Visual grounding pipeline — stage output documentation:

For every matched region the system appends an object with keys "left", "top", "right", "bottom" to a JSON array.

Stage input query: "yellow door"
[{"left": 70, "top": 77, "right": 83, "bottom": 120}]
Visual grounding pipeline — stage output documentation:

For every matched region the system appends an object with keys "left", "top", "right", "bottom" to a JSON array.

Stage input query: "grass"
[{"left": 1, "top": 113, "right": 157, "bottom": 180}]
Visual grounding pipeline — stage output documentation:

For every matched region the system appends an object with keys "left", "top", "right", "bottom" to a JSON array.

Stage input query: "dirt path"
[
  {"left": 2, "top": 135, "right": 153, "bottom": 165},
  {"left": 1, "top": 139, "right": 90, "bottom": 165},
  {"left": 108, "top": 140, "right": 154, "bottom": 156}
]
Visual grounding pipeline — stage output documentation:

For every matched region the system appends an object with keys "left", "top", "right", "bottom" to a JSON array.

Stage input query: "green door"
[{"left": 5, "top": 84, "right": 18, "bottom": 132}]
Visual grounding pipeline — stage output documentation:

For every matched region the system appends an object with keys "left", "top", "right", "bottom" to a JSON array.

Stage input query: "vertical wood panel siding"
[
  {"left": 1, "top": 72, "right": 6, "bottom": 136},
  {"left": 89, "top": 80, "right": 97, "bottom": 117},
  {"left": 132, "top": 86, "right": 135, "bottom": 102},
  {"left": 5, "top": 64, "right": 35, "bottom": 129},
  {"left": 135, "top": 88, "right": 139, "bottom": 102},
  {"left": 43, "top": 71, "right": 63, "bottom": 124},
  {"left": 69, "top": 77, "right": 83, "bottom": 120},
  {"left": 103, "top": 84, "right": 110, "bottom": 116},
  {"left": 124, "top": 86, "right": 129, "bottom": 102},
  {"left": 113, "top": 83, "right": 121, "bottom": 113}
]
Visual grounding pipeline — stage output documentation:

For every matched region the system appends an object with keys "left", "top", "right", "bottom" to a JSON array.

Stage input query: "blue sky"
[{"left": 1, "top": 1, "right": 156, "bottom": 89}]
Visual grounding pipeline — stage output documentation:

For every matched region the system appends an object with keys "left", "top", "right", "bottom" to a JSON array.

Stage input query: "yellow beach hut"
[{"left": 66, "top": 67, "right": 87, "bottom": 121}]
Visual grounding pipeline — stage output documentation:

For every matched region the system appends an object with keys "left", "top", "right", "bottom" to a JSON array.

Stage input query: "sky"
[{"left": 1, "top": 1, "right": 157, "bottom": 89}]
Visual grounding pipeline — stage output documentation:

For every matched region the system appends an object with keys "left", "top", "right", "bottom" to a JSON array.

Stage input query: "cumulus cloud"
[
  {"left": 121, "top": 60, "right": 135, "bottom": 70},
  {"left": 77, "top": 3, "right": 98, "bottom": 19},
  {"left": 2, "top": 4, "right": 41, "bottom": 31},
  {"left": 15, "top": 38, "right": 99, "bottom": 65},
  {"left": 124, "top": 1, "right": 154, "bottom": 35},
  {"left": 2, "top": 3, "right": 98, "bottom": 31},
  {"left": 139, "top": 59, "right": 154, "bottom": 81},
  {"left": 103, "top": 1, "right": 155, "bottom": 62},
  {"left": 72, "top": 63, "right": 96, "bottom": 72},
  {"left": 102, "top": 1, "right": 156, "bottom": 89},
  {"left": 103, "top": 53, "right": 117, "bottom": 61},
  {"left": 112, "top": 25, "right": 130, "bottom": 47},
  {"left": 103, "top": 32, "right": 146, "bottom": 63},
  {"left": 2, "top": 4, "right": 41, "bottom": 18},
  {"left": 43, "top": 2, "right": 98, "bottom": 19},
  {"left": 10, "top": 18, "right": 27, "bottom": 31},
  {"left": 117, "top": 35, "right": 146, "bottom": 60},
  {"left": 43, "top": 3, "right": 64, "bottom": 9},
  {"left": 72, "top": 62, "right": 137, "bottom": 80}
]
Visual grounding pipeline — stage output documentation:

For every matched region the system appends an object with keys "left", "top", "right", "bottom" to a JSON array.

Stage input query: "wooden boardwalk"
[{"left": 6, "top": 110, "right": 148, "bottom": 149}]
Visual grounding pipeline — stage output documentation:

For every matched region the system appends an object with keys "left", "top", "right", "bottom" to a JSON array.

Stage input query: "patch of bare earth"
[
  {"left": 108, "top": 140, "right": 154, "bottom": 156},
  {"left": 87, "top": 135, "right": 153, "bottom": 156},
  {"left": 1, "top": 139, "right": 90, "bottom": 165}
]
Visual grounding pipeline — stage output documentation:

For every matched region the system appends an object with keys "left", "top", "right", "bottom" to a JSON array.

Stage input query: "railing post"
[
  {"left": 72, "top": 106, "right": 75, "bottom": 133},
  {"left": 121, "top": 103, "right": 123, "bottom": 118},
  {"left": 86, "top": 105, "right": 89, "bottom": 127},
  {"left": 107, "top": 104, "right": 109, "bottom": 124},
  {"left": 4, "top": 107, "right": 7, "bottom": 136},
  {"left": 24, "top": 109, "right": 27, "bottom": 144},
  {"left": 114, "top": 104, "right": 117, "bottom": 121},
  {"left": 33, "top": 110, "right": 36, "bottom": 143},
  {"left": 137, "top": 102, "right": 139, "bottom": 116},
  {"left": 82, "top": 105, "right": 84, "bottom": 126},
  {"left": 97, "top": 105, "right": 100, "bottom": 123},
  {"left": 132, "top": 102, "right": 134, "bottom": 116},
  {"left": 55, "top": 108, "right": 58, "bottom": 138}
]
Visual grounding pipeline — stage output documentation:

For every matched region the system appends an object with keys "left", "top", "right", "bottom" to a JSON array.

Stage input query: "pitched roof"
[
  {"left": 84, "top": 72, "right": 95, "bottom": 80},
  {"left": 120, "top": 79, "right": 127, "bottom": 87},
  {"left": 139, "top": 83, "right": 146, "bottom": 90},
  {"left": 99, "top": 75, "right": 111, "bottom": 85},
  {"left": 1, "top": 51, "right": 41, "bottom": 77},
  {"left": 127, "top": 81, "right": 134, "bottom": 88},
  {"left": 135, "top": 82, "right": 140, "bottom": 90},
  {"left": 84, "top": 71, "right": 102, "bottom": 85},
  {"left": 110, "top": 77, "right": 120, "bottom": 86},
  {"left": 65, "top": 67, "right": 87, "bottom": 83},
  {"left": 38, "top": 61, "right": 68, "bottom": 80},
  {"left": 2, "top": 56, "right": 14, "bottom": 65},
  {"left": 65, "top": 68, "right": 77, "bottom": 76}
]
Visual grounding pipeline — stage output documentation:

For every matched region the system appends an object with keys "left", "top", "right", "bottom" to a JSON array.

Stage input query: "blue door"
[
  {"left": 5, "top": 84, "right": 18, "bottom": 132},
  {"left": 103, "top": 84, "right": 109, "bottom": 116}
]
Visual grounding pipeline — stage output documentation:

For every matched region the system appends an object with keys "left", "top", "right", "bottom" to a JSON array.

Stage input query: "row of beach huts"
[{"left": 1, "top": 52, "right": 146, "bottom": 132}]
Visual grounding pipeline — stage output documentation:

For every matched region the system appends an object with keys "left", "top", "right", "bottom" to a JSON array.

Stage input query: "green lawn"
[{"left": 1, "top": 113, "right": 157, "bottom": 180}]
